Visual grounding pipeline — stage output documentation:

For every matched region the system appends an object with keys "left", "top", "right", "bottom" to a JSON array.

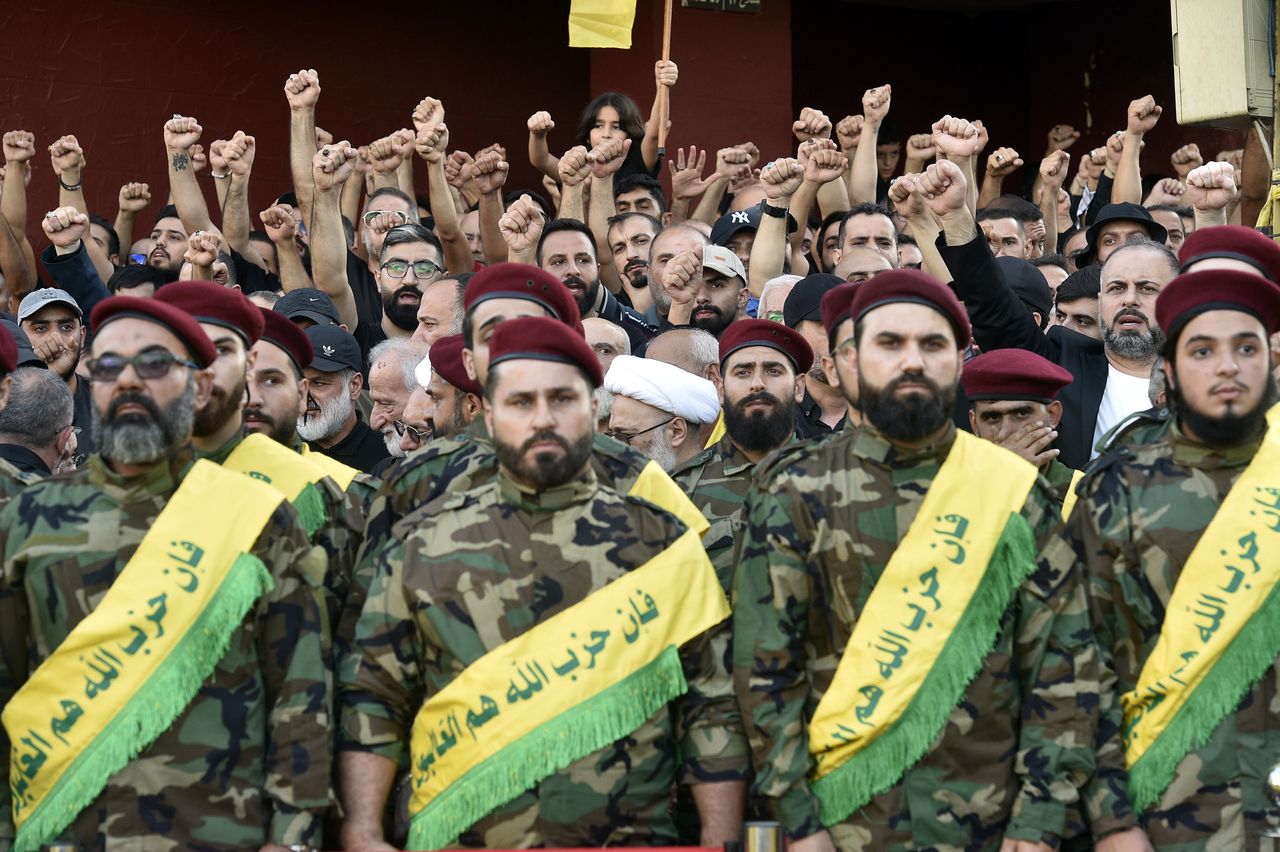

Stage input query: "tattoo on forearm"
[{"left": 172, "top": 153, "right": 190, "bottom": 173}]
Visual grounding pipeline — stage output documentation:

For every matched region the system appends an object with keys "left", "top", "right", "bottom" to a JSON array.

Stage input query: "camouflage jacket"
[
  {"left": 342, "top": 428, "right": 662, "bottom": 648},
  {"left": 673, "top": 432, "right": 770, "bottom": 592},
  {"left": 340, "top": 468, "right": 749, "bottom": 848},
  {"left": 0, "top": 450, "right": 333, "bottom": 850},
  {"left": 733, "top": 424, "right": 1107, "bottom": 851},
  {"left": 198, "top": 433, "right": 365, "bottom": 663},
  {"left": 1062, "top": 422, "right": 1280, "bottom": 847},
  {"left": 1043, "top": 458, "right": 1077, "bottom": 508}
]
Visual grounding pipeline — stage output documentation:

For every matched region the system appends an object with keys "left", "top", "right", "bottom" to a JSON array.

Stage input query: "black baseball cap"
[
  {"left": 275, "top": 288, "right": 340, "bottom": 327},
  {"left": 783, "top": 273, "right": 843, "bottom": 328},
  {"left": 304, "top": 324, "right": 363, "bottom": 373},
  {"left": 710, "top": 202, "right": 798, "bottom": 247},
  {"left": 996, "top": 256, "right": 1052, "bottom": 323}
]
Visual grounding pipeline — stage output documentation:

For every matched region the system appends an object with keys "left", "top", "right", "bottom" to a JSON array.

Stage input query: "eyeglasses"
[
  {"left": 380, "top": 259, "right": 441, "bottom": 280},
  {"left": 606, "top": 418, "right": 673, "bottom": 446},
  {"left": 392, "top": 420, "right": 430, "bottom": 443},
  {"left": 84, "top": 349, "right": 200, "bottom": 382},
  {"left": 363, "top": 210, "right": 410, "bottom": 226}
]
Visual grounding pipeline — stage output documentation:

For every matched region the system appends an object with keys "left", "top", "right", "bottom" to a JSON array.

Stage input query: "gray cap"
[{"left": 18, "top": 288, "right": 82, "bottom": 322}]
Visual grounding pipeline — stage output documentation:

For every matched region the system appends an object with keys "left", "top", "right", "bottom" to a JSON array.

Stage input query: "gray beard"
[
  {"left": 93, "top": 376, "right": 196, "bottom": 466},
  {"left": 297, "top": 391, "right": 354, "bottom": 442}
]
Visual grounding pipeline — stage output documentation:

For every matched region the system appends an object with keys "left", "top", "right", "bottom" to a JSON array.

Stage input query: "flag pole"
[{"left": 656, "top": 0, "right": 674, "bottom": 160}]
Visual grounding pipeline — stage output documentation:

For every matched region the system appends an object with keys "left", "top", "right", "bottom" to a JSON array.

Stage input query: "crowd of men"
[{"left": 0, "top": 63, "right": 1276, "bottom": 852}]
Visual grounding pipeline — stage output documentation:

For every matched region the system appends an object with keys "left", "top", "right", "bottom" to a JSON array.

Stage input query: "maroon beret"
[
  {"left": 257, "top": 307, "right": 314, "bottom": 375},
  {"left": 961, "top": 349, "right": 1073, "bottom": 403},
  {"left": 849, "top": 269, "right": 971, "bottom": 348},
  {"left": 820, "top": 281, "right": 862, "bottom": 334},
  {"left": 463, "top": 262, "right": 581, "bottom": 329},
  {"left": 488, "top": 316, "right": 604, "bottom": 388},
  {"left": 1179, "top": 225, "right": 1280, "bottom": 284},
  {"left": 428, "top": 333, "right": 483, "bottom": 397},
  {"left": 154, "top": 280, "right": 265, "bottom": 345},
  {"left": 1155, "top": 269, "right": 1280, "bottom": 345},
  {"left": 719, "top": 318, "right": 813, "bottom": 374},
  {"left": 89, "top": 296, "right": 218, "bottom": 368},
  {"left": 0, "top": 324, "right": 16, "bottom": 374}
]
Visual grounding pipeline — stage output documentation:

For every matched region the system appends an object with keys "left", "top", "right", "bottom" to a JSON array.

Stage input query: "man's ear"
[
  {"left": 968, "top": 408, "right": 978, "bottom": 433},
  {"left": 661, "top": 212, "right": 673, "bottom": 227},
  {"left": 54, "top": 424, "right": 74, "bottom": 457},
  {"left": 462, "top": 348, "right": 478, "bottom": 381},
  {"left": 1046, "top": 399, "right": 1064, "bottom": 429},
  {"left": 462, "top": 392, "right": 482, "bottom": 420},
  {"left": 349, "top": 370, "right": 363, "bottom": 400},
  {"left": 193, "top": 368, "right": 215, "bottom": 409},
  {"left": 668, "top": 415, "right": 689, "bottom": 448}
]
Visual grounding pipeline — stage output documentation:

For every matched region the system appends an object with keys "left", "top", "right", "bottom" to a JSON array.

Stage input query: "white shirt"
[{"left": 1091, "top": 364, "right": 1152, "bottom": 457}]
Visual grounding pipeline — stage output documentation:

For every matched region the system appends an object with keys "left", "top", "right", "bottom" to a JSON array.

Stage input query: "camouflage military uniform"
[
  {"left": 0, "top": 458, "right": 40, "bottom": 501},
  {"left": 1062, "top": 422, "right": 1280, "bottom": 847},
  {"left": 1042, "top": 458, "right": 1077, "bottom": 508},
  {"left": 341, "top": 468, "right": 749, "bottom": 848},
  {"left": 0, "top": 450, "right": 333, "bottom": 850},
  {"left": 733, "top": 424, "right": 1114, "bottom": 851},
  {"left": 673, "top": 432, "right": 776, "bottom": 592}
]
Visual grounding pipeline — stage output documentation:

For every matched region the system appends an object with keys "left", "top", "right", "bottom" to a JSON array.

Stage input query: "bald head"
[
  {"left": 583, "top": 317, "right": 630, "bottom": 376},
  {"left": 833, "top": 246, "right": 894, "bottom": 283},
  {"left": 645, "top": 327, "right": 720, "bottom": 384}
]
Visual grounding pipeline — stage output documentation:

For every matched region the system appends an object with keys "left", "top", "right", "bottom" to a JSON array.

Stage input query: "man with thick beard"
[
  {"left": 1061, "top": 269, "right": 1280, "bottom": 848},
  {"left": 674, "top": 319, "right": 809, "bottom": 590},
  {"left": 733, "top": 270, "right": 1113, "bottom": 851},
  {"left": 340, "top": 316, "right": 746, "bottom": 850},
  {"left": 299, "top": 324, "right": 389, "bottom": 473},
  {"left": 662, "top": 245, "right": 749, "bottom": 339},
  {"left": 922, "top": 158, "right": 1178, "bottom": 467},
  {"left": 0, "top": 296, "right": 331, "bottom": 849}
]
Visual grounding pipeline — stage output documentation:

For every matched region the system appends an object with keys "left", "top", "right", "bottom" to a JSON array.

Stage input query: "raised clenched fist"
[
  {"left": 1126, "top": 95, "right": 1162, "bottom": 136},
  {"left": 164, "top": 115, "right": 202, "bottom": 151},
  {"left": 761, "top": 157, "right": 804, "bottom": 200},
  {"left": 1169, "top": 143, "right": 1203, "bottom": 180},
  {"left": 862, "top": 84, "right": 892, "bottom": 126},
  {"left": 835, "top": 115, "right": 864, "bottom": 151},
  {"left": 223, "top": 131, "right": 257, "bottom": 177},
  {"left": 1104, "top": 132, "right": 1125, "bottom": 172},
  {"left": 1046, "top": 124, "right": 1080, "bottom": 153},
  {"left": 118, "top": 182, "right": 151, "bottom": 214},
  {"left": 558, "top": 146, "right": 591, "bottom": 188},
  {"left": 668, "top": 145, "right": 714, "bottom": 200},
  {"left": 798, "top": 139, "right": 846, "bottom": 185},
  {"left": 209, "top": 139, "right": 229, "bottom": 174},
  {"left": 284, "top": 69, "right": 320, "bottom": 111},
  {"left": 985, "top": 146, "right": 1023, "bottom": 178},
  {"left": 1039, "top": 150, "right": 1070, "bottom": 190},
  {"left": 932, "top": 115, "right": 981, "bottom": 160},
  {"left": 367, "top": 135, "right": 408, "bottom": 174},
  {"left": 184, "top": 230, "right": 223, "bottom": 268},
  {"left": 916, "top": 159, "right": 968, "bottom": 218},
  {"left": 732, "top": 141, "right": 760, "bottom": 168},
  {"left": 42, "top": 206, "right": 89, "bottom": 248},
  {"left": 662, "top": 246, "right": 704, "bottom": 306},
  {"left": 589, "top": 137, "right": 630, "bottom": 180},
  {"left": 654, "top": 59, "right": 678, "bottom": 88},
  {"left": 472, "top": 150, "right": 509, "bottom": 195},
  {"left": 412, "top": 97, "right": 445, "bottom": 134},
  {"left": 48, "top": 135, "right": 85, "bottom": 177},
  {"left": 259, "top": 204, "right": 298, "bottom": 244},
  {"left": 715, "top": 146, "right": 751, "bottom": 182},
  {"left": 312, "top": 142, "right": 357, "bottom": 191},
  {"left": 905, "top": 134, "right": 937, "bottom": 164},
  {"left": 415, "top": 123, "right": 449, "bottom": 164},
  {"left": 498, "top": 194, "right": 546, "bottom": 254},
  {"left": 527, "top": 111, "right": 555, "bottom": 136},
  {"left": 3, "top": 131, "right": 35, "bottom": 164},
  {"left": 887, "top": 173, "right": 927, "bottom": 221},
  {"left": 1144, "top": 177, "right": 1186, "bottom": 207},
  {"left": 1185, "top": 161, "right": 1237, "bottom": 212},
  {"left": 444, "top": 150, "right": 474, "bottom": 189},
  {"left": 792, "top": 107, "right": 832, "bottom": 143}
]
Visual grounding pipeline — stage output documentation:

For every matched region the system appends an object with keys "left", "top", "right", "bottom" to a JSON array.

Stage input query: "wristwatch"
[{"left": 760, "top": 201, "right": 787, "bottom": 219}]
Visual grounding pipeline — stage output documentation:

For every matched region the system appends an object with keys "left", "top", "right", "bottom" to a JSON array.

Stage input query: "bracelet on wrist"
[
  {"left": 210, "top": 171, "right": 230, "bottom": 180},
  {"left": 761, "top": 201, "right": 787, "bottom": 219},
  {"left": 58, "top": 178, "right": 82, "bottom": 192}
]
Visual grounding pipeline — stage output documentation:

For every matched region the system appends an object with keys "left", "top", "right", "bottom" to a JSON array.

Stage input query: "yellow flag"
[{"left": 568, "top": 0, "right": 637, "bottom": 48}]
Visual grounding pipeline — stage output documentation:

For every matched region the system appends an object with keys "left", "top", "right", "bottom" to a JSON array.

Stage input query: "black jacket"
[{"left": 938, "top": 233, "right": 1108, "bottom": 470}]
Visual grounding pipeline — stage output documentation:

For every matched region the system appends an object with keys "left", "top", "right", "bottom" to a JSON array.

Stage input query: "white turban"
[
  {"left": 414, "top": 354, "right": 433, "bottom": 390},
  {"left": 603, "top": 355, "right": 720, "bottom": 425}
]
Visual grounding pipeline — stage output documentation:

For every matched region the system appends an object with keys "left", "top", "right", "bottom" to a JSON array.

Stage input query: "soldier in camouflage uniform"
[
  {"left": 346, "top": 263, "right": 695, "bottom": 643},
  {"left": 733, "top": 271, "right": 1121, "bottom": 851},
  {"left": 674, "top": 319, "right": 812, "bottom": 591},
  {"left": 960, "top": 348, "right": 1078, "bottom": 507},
  {"left": 1062, "top": 268, "right": 1280, "bottom": 848},
  {"left": 0, "top": 326, "right": 31, "bottom": 497},
  {"left": 0, "top": 297, "right": 332, "bottom": 850},
  {"left": 155, "top": 283, "right": 364, "bottom": 649},
  {"left": 339, "top": 317, "right": 748, "bottom": 849}
]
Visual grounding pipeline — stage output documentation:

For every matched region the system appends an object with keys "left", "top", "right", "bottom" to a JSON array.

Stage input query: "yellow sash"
[
  {"left": 629, "top": 459, "right": 709, "bottom": 536},
  {"left": 1061, "top": 468, "right": 1086, "bottom": 521},
  {"left": 807, "top": 431, "right": 1039, "bottom": 825},
  {"left": 224, "top": 433, "right": 330, "bottom": 535},
  {"left": 299, "top": 443, "right": 360, "bottom": 490},
  {"left": 3, "top": 460, "right": 284, "bottom": 852},
  {"left": 1122, "top": 420, "right": 1280, "bottom": 811},
  {"left": 704, "top": 411, "right": 726, "bottom": 449},
  {"left": 406, "top": 527, "right": 728, "bottom": 850}
]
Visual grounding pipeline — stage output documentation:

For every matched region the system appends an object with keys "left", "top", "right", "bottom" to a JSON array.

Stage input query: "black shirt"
[
  {"left": 306, "top": 412, "right": 390, "bottom": 474},
  {"left": 70, "top": 375, "right": 95, "bottom": 458},
  {"left": 347, "top": 251, "right": 386, "bottom": 367},
  {"left": 794, "top": 388, "right": 846, "bottom": 440},
  {"left": 229, "top": 248, "right": 282, "bottom": 296},
  {"left": 0, "top": 442, "right": 50, "bottom": 477}
]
